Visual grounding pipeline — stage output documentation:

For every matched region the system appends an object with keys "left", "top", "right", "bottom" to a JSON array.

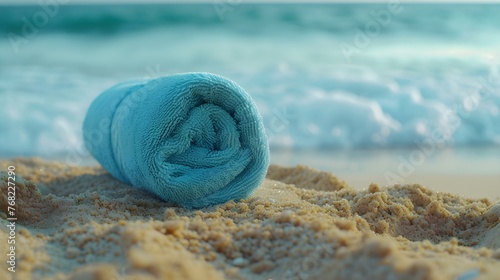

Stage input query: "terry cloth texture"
[{"left": 83, "top": 73, "right": 270, "bottom": 208}]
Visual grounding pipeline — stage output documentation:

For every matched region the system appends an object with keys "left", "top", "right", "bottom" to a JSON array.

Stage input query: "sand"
[
  {"left": 270, "top": 148, "right": 500, "bottom": 200},
  {"left": 0, "top": 158, "right": 499, "bottom": 280}
]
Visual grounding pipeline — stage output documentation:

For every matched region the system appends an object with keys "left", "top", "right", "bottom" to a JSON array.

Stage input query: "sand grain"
[{"left": 0, "top": 159, "right": 498, "bottom": 280}]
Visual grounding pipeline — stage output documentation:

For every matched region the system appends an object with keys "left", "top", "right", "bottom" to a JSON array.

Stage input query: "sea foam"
[{"left": 1, "top": 4, "right": 499, "bottom": 157}]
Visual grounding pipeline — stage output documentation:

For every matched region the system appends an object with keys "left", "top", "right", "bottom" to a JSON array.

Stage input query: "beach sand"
[{"left": 0, "top": 158, "right": 499, "bottom": 280}]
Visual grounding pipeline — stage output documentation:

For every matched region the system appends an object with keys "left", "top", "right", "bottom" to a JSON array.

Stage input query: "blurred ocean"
[{"left": 1, "top": 3, "right": 499, "bottom": 159}]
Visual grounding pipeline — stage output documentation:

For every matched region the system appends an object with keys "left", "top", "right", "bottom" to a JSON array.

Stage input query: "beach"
[
  {"left": 1, "top": 2, "right": 500, "bottom": 280},
  {"left": 1, "top": 158, "right": 499, "bottom": 280},
  {"left": 271, "top": 147, "right": 500, "bottom": 200}
]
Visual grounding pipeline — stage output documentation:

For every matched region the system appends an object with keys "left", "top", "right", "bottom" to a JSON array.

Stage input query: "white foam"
[{"left": 1, "top": 26, "right": 499, "bottom": 157}]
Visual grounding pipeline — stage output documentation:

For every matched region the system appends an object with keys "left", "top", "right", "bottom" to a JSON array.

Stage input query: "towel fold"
[{"left": 83, "top": 73, "right": 269, "bottom": 208}]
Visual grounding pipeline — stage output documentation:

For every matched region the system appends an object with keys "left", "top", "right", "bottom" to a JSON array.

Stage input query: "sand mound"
[{"left": 0, "top": 158, "right": 498, "bottom": 280}]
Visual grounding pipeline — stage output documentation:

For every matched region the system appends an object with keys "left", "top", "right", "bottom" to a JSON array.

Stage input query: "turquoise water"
[{"left": 1, "top": 3, "right": 500, "bottom": 157}]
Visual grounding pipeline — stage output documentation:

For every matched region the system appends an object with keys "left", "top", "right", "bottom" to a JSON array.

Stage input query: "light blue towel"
[{"left": 83, "top": 73, "right": 270, "bottom": 208}]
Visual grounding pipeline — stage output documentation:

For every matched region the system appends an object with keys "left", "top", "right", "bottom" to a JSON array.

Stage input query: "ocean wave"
[
  {"left": 1, "top": 64, "right": 499, "bottom": 158},
  {"left": 1, "top": 4, "right": 500, "bottom": 157},
  {"left": 1, "top": 4, "right": 499, "bottom": 39}
]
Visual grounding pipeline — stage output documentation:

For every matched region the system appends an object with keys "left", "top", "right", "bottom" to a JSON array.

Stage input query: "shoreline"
[
  {"left": 271, "top": 146, "right": 500, "bottom": 201},
  {"left": 3, "top": 145, "right": 498, "bottom": 200}
]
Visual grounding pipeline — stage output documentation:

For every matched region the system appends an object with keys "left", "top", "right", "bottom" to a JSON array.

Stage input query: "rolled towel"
[{"left": 83, "top": 73, "right": 270, "bottom": 208}]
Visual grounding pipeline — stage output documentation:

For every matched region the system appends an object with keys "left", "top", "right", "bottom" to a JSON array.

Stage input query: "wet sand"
[
  {"left": 271, "top": 147, "right": 500, "bottom": 200},
  {"left": 1, "top": 158, "right": 499, "bottom": 280}
]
